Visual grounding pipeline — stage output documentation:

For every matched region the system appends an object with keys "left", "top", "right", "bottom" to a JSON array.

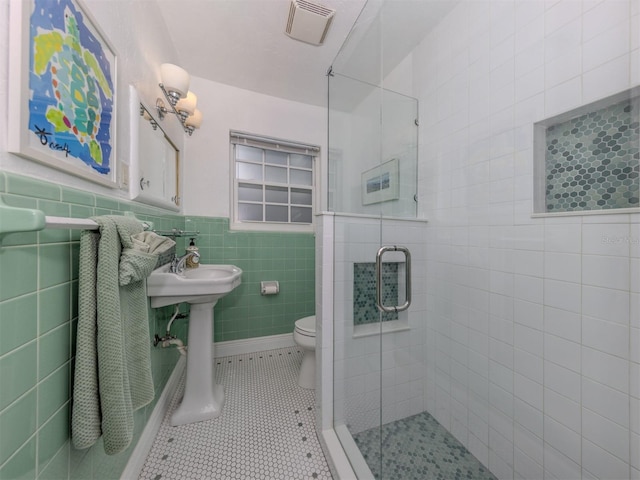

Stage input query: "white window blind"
[{"left": 230, "top": 131, "right": 318, "bottom": 228}]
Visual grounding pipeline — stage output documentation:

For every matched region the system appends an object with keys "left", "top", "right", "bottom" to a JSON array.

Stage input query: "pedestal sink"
[{"left": 147, "top": 263, "right": 242, "bottom": 426}]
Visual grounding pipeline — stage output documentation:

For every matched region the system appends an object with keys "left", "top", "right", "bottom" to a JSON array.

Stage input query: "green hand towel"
[{"left": 72, "top": 215, "right": 158, "bottom": 455}]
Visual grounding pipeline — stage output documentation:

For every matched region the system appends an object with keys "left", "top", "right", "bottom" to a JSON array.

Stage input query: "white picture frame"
[
  {"left": 361, "top": 158, "right": 399, "bottom": 205},
  {"left": 8, "top": 0, "right": 118, "bottom": 187}
]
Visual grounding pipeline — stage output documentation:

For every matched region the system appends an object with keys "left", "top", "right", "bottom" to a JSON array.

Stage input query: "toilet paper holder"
[{"left": 260, "top": 281, "right": 279, "bottom": 295}]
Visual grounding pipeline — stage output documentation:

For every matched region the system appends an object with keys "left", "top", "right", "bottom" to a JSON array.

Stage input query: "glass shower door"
[{"left": 328, "top": 64, "right": 420, "bottom": 478}]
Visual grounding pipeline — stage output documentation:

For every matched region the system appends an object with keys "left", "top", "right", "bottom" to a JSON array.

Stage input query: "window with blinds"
[{"left": 230, "top": 131, "right": 318, "bottom": 230}]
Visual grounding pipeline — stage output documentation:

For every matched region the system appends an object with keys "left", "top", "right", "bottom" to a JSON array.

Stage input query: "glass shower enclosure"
[
  {"left": 326, "top": 1, "right": 495, "bottom": 478},
  {"left": 327, "top": 0, "right": 423, "bottom": 477},
  {"left": 325, "top": 0, "right": 640, "bottom": 479},
  {"left": 328, "top": 72, "right": 424, "bottom": 477}
]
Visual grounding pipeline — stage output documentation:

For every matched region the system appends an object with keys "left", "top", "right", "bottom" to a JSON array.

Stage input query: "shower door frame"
[{"left": 324, "top": 64, "right": 423, "bottom": 478}]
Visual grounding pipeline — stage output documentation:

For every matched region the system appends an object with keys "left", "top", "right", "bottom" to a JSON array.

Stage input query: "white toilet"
[{"left": 293, "top": 315, "right": 316, "bottom": 389}]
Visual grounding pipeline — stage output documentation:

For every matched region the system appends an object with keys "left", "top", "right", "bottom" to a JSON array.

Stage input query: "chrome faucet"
[{"left": 169, "top": 251, "right": 201, "bottom": 274}]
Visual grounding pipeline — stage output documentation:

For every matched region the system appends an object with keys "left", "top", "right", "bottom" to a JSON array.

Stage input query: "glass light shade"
[
  {"left": 160, "top": 63, "right": 190, "bottom": 98},
  {"left": 185, "top": 109, "right": 203, "bottom": 129},
  {"left": 175, "top": 91, "right": 198, "bottom": 115}
]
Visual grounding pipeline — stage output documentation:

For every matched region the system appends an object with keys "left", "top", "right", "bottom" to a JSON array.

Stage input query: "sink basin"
[
  {"left": 147, "top": 263, "right": 242, "bottom": 308},
  {"left": 146, "top": 262, "right": 243, "bottom": 426}
]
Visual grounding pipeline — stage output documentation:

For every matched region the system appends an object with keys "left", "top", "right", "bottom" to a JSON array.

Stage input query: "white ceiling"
[
  {"left": 155, "top": 0, "right": 457, "bottom": 107},
  {"left": 155, "top": 0, "right": 368, "bottom": 107}
]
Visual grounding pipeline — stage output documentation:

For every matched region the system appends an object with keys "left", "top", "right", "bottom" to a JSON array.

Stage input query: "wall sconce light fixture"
[{"left": 157, "top": 63, "right": 203, "bottom": 136}]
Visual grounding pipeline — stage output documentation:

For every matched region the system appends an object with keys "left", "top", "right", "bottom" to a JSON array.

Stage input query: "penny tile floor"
[{"left": 139, "top": 347, "right": 332, "bottom": 480}]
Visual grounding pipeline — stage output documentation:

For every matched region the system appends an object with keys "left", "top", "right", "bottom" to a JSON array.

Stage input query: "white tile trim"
[
  {"left": 213, "top": 332, "right": 296, "bottom": 358},
  {"left": 352, "top": 319, "right": 411, "bottom": 338},
  {"left": 320, "top": 427, "right": 360, "bottom": 480}
]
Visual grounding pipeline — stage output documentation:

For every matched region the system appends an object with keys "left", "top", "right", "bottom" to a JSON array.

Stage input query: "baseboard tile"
[{"left": 214, "top": 333, "right": 296, "bottom": 358}]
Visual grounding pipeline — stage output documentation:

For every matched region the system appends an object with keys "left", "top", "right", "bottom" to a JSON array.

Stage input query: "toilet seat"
[{"left": 294, "top": 315, "right": 315, "bottom": 336}]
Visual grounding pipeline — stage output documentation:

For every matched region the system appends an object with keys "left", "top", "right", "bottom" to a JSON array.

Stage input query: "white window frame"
[{"left": 230, "top": 131, "right": 319, "bottom": 232}]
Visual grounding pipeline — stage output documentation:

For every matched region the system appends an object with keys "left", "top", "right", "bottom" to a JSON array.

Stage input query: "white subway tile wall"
[
  {"left": 332, "top": 216, "right": 428, "bottom": 435},
  {"left": 411, "top": 0, "right": 639, "bottom": 479}
]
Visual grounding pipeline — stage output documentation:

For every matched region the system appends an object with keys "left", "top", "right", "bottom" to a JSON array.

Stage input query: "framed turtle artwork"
[{"left": 8, "top": 0, "right": 118, "bottom": 187}]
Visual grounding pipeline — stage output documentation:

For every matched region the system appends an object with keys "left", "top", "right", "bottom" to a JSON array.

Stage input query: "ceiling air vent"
[{"left": 285, "top": 0, "right": 335, "bottom": 46}]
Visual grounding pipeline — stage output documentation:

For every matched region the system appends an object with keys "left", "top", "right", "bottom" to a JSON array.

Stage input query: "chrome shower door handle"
[{"left": 375, "top": 245, "right": 412, "bottom": 313}]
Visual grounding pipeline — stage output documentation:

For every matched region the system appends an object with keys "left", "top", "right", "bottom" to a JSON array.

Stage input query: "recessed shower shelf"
[{"left": 0, "top": 199, "right": 153, "bottom": 245}]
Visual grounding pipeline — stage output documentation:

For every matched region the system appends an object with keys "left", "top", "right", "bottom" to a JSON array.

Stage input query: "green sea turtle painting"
[{"left": 29, "top": 0, "right": 114, "bottom": 175}]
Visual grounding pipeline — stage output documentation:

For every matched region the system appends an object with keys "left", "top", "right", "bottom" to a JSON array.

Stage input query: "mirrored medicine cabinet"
[{"left": 129, "top": 86, "right": 180, "bottom": 211}]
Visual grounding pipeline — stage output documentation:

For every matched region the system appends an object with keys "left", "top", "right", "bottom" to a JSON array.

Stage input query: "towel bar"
[
  {"left": 152, "top": 228, "right": 199, "bottom": 237},
  {"left": 44, "top": 216, "right": 152, "bottom": 231},
  {"left": 0, "top": 199, "right": 152, "bottom": 245},
  {"left": 46, "top": 216, "right": 100, "bottom": 230}
]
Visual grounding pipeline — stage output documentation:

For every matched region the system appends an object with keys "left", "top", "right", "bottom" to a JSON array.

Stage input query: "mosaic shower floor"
[
  {"left": 353, "top": 411, "right": 497, "bottom": 480},
  {"left": 139, "top": 346, "right": 332, "bottom": 480}
]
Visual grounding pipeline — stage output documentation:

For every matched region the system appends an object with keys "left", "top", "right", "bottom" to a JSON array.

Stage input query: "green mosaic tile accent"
[
  {"left": 545, "top": 97, "right": 640, "bottom": 212},
  {"left": 353, "top": 263, "right": 398, "bottom": 325},
  {"left": 353, "top": 411, "right": 497, "bottom": 480}
]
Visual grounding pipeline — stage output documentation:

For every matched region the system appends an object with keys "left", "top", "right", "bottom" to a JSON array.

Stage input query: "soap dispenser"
[{"left": 185, "top": 238, "right": 199, "bottom": 269}]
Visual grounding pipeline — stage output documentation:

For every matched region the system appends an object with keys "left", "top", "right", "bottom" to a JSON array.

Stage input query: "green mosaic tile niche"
[
  {"left": 353, "top": 263, "right": 398, "bottom": 325},
  {"left": 184, "top": 217, "right": 315, "bottom": 342},
  {"left": 0, "top": 171, "right": 184, "bottom": 480},
  {"left": 544, "top": 96, "right": 640, "bottom": 212}
]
